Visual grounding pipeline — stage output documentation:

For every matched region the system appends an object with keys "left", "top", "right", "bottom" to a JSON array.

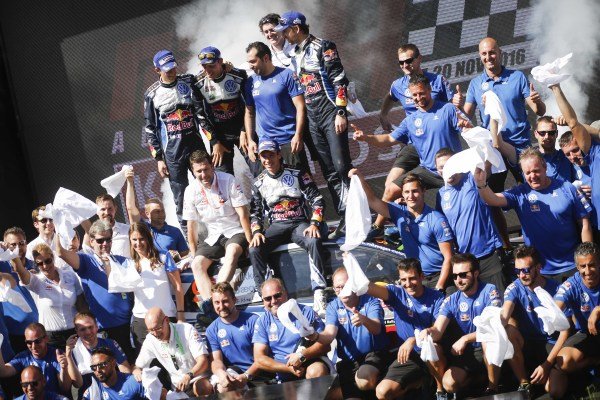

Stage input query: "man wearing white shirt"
[
  {"left": 26, "top": 206, "right": 56, "bottom": 260},
  {"left": 133, "top": 307, "right": 212, "bottom": 396},
  {"left": 83, "top": 194, "right": 130, "bottom": 258},
  {"left": 259, "top": 13, "right": 294, "bottom": 69},
  {"left": 183, "top": 150, "right": 252, "bottom": 314}
]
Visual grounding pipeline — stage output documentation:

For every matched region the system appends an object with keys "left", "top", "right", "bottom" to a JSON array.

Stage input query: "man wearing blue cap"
[
  {"left": 276, "top": 11, "right": 353, "bottom": 239},
  {"left": 248, "top": 139, "right": 328, "bottom": 316},
  {"left": 144, "top": 50, "right": 207, "bottom": 229}
]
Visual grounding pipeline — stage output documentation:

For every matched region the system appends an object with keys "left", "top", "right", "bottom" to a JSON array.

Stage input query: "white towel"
[
  {"left": 482, "top": 91, "right": 507, "bottom": 134},
  {"left": 473, "top": 306, "right": 513, "bottom": 367},
  {"left": 72, "top": 338, "right": 93, "bottom": 374},
  {"left": 277, "top": 299, "right": 315, "bottom": 338},
  {"left": 165, "top": 391, "right": 188, "bottom": 400},
  {"left": 52, "top": 188, "right": 98, "bottom": 249},
  {"left": 414, "top": 329, "right": 439, "bottom": 362},
  {"left": 100, "top": 165, "right": 133, "bottom": 198},
  {"left": 0, "top": 281, "right": 32, "bottom": 312},
  {"left": 86, "top": 378, "right": 101, "bottom": 400},
  {"left": 340, "top": 175, "right": 371, "bottom": 252},
  {"left": 38, "top": 203, "right": 55, "bottom": 219},
  {"left": 532, "top": 53, "right": 572, "bottom": 87},
  {"left": 340, "top": 252, "right": 369, "bottom": 297},
  {"left": 142, "top": 366, "right": 164, "bottom": 400},
  {"left": 107, "top": 257, "right": 142, "bottom": 293},
  {"left": 0, "top": 247, "right": 19, "bottom": 262},
  {"left": 346, "top": 82, "right": 368, "bottom": 118},
  {"left": 533, "top": 286, "right": 570, "bottom": 335}
]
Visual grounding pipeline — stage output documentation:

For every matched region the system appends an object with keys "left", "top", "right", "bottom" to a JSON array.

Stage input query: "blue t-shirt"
[
  {"left": 9, "top": 347, "right": 63, "bottom": 394},
  {"left": 325, "top": 295, "right": 388, "bottom": 362},
  {"left": 206, "top": 311, "right": 258, "bottom": 371},
  {"left": 0, "top": 259, "right": 39, "bottom": 335},
  {"left": 504, "top": 278, "right": 561, "bottom": 342},
  {"left": 437, "top": 173, "right": 502, "bottom": 258},
  {"left": 15, "top": 392, "right": 67, "bottom": 400},
  {"left": 0, "top": 304, "right": 14, "bottom": 361},
  {"left": 244, "top": 66, "right": 303, "bottom": 144},
  {"left": 574, "top": 163, "right": 596, "bottom": 229},
  {"left": 79, "top": 338, "right": 128, "bottom": 400},
  {"left": 439, "top": 282, "right": 502, "bottom": 348},
  {"left": 585, "top": 141, "right": 600, "bottom": 228},
  {"left": 144, "top": 221, "right": 188, "bottom": 253},
  {"left": 543, "top": 150, "right": 574, "bottom": 183},
  {"left": 385, "top": 285, "right": 443, "bottom": 352},
  {"left": 388, "top": 202, "right": 454, "bottom": 275},
  {"left": 389, "top": 71, "right": 453, "bottom": 116},
  {"left": 466, "top": 67, "right": 531, "bottom": 148},
  {"left": 391, "top": 101, "right": 462, "bottom": 172},
  {"left": 252, "top": 304, "right": 324, "bottom": 382},
  {"left": 555, "top": 273, "right": 600, "bottom": 334},
  {"left": 75, "top": 253, "right": 133, "bottom": 329},
  {"left": 503, "top": 178, "right": 592, "bottom": 275},
  {"left": 83, "top": 372, "right": 145, "bottom": 400}
]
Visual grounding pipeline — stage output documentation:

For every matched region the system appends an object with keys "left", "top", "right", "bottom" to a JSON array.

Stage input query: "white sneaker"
[
  {"left": 251, "top": 291, "right": 262, "bottom": 304},
  {"left": 313, "top": 289, "right": 328, "bottom": 318}
]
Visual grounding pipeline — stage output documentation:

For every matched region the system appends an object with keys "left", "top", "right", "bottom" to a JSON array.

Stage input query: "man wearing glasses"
[
  {"left": 252, "top": 278, "right": 330, "bottom": 383},
  {"left": 534, "top": 117, "right": 574, "bottom": 182},
  {"left": 16, "top": 366, "right": 68, "bottom": 400},
  {"left": 0, "top": 323, "right": 72, "bottom": 396},
  {"left": 133, "top": 307, "right": 212, "bottom": 396},
  {"left": 82, "top": 348, "right": 145, "bottom": 400},
  {"left": 82, "top": 194, "right": 130, "bottom": 258},
  {"left": 57, "top": 220, "right": 135, "bottom": 363},
  {"left": 26, "top": 206, "right": 56, "bottom": 259}
]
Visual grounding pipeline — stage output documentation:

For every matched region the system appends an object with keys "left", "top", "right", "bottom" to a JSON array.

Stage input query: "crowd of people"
[{"left": 0, "top": 8, "right": 600, "bottom": 400}]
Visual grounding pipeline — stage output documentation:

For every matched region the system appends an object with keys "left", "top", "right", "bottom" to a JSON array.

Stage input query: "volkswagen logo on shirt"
[
  {"left": 177, "top": 83, "right": 190, "bottom": 95},
  {"left": 414, "top": 118, "right": 423, "bottom": 127},
  {"left": 527, "top": 194, "right": 538, "bottom": 203},
  {"left": 459, "top": 302, "right": 468, "bottom": 312}
]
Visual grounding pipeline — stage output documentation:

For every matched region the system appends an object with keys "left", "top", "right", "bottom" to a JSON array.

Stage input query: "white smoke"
[{"left": 530, "top": 0, "right": 600, "bottom": 122}]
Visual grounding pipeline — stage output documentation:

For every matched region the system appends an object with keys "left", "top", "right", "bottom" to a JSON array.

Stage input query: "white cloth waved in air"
[
  {"left": 532, "top": 53, "right": 572, "bottom": 87},
  {"left": 473, "top": 306, "right": 513, "bottom": 367},
  {"left": 100, "top": 165, "right": 133, "bottom": 198},
  {"left": 277, "top": 298, "right": 315, "bottom": 338},
  {"left": 340, "top": 251, "right": 369, "bottom": 297},
  {"left": 533, "top": 286, "right": 570, "bottom": 335}
]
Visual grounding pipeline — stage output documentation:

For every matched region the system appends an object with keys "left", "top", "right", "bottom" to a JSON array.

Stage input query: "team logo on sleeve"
[{"left": 323, "top": 48, "right": 339, "bottom": 62}]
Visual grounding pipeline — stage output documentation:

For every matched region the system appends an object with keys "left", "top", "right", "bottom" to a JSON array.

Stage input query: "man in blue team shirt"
[
  {"left": 422, "top": 253, "right": 504, "bottom": 395},
  {"left": 252, "top": 278, "right": 330, "bottom": 383},
  {"left": 549, "top": 242, "right": 600, "bottom": 398},
  {"left": 83, "top": 348, "right": 146, "bottom": 400},
  {"left": 315, "top": 267, "right": 390, "bottom": 399},
  {"left": 366, "top": 259, "right": 446, "bottom": 400},
  {"left": 475, "top": 147, "right": 593, "bottom": 282},
  {"left": 500, "top": 245, "right": 569, "bottom": 394},
  {"left": 372, "top": 43, "right": 454, "bottom": 239},
  {"left": 435, "top": 149, "right": 506, "bottom": 292},
  {"left": 57, "top": 220, "right": 135, "bottom": 362},
  {"left": 351, "top": 169, "right": 454, "bottom": 292},
  {"left": 534, "top": 116, "right": 574, "bottom": 182},
  {"left": 0, "top": 323, "right": 71, "bottom": 396},
  {"left": 206, "top": 282, "right": 262, "bottom": 392},
  {"left": 244, "top": 41, "right": 309, "bottom": 170},
  {"left": 16, "top": 366, "right": 68, "bottom": 400}
]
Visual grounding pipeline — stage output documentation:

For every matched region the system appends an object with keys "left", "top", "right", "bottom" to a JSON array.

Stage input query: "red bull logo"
[
  {"left": 165, "top": 109, "right": 193, "bottom": 122},
  {"left": 299, "top": 73, "right": 316, "bottom": 86},
  {"left": 322, "top": 48, "right": 338, "bottom": 62},
  {"left": 212, "top": 101, "right": 239, "bottom": 119}
]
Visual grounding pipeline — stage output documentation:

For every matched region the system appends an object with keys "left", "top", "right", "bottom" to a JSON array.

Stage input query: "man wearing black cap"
[
  {"left": 144, "top": 50, "right": 207, "bottom": 228},
  {"left": 276, "top": 11, "right": 352, "bottom": 239},
  {"left": 248, "top": 139, "right": 328, "bottom": 317}
]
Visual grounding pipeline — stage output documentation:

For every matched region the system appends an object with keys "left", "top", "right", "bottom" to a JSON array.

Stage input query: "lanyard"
[{"left": 162, "top": 323, "right": 184, "bottom": 370}]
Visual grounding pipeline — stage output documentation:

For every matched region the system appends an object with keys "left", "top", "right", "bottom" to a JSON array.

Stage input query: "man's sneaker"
[
  {"left": 517, "top": 381, "right": 531, "bottom": 398},
  {"left": 435, "top": 390, "right": 449, "bottom": 400},
  {"left": 365, "top": 224, "right": 385, "bottom": 241},
  {"left": 483, "top": 386, "right": 498, "bottom": 396},
  {"left": 196, "top": 299, "right": 218, "bottom": 328},
  {"left": 313, "top": 289, "right": 328, "bottom": 318},
  {"left": 328, "top": 218, "right": 346, "bottom": 240}
]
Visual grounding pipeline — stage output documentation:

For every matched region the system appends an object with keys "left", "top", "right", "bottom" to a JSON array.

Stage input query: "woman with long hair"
[{"left": 129, "top": 222, "right": 185, "bottom": 348}]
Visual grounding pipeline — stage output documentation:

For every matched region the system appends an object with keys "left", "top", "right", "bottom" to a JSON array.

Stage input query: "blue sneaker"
[{"left": 365, "top": 224, "right": 385, "bottom": 241}]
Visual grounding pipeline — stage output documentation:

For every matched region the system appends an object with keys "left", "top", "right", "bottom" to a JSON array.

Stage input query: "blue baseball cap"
[
  {"left": 274, "top": 11, "right": 307, "bottom": 32},
  {"left": 198, "top": 46, "right": 221, "bottom": 64},
  {"left": 258, "top": 140, "right": 280, "bottom": 153},
  {"left": 153, "top": 50, "right": 177, "bottom": 71}
]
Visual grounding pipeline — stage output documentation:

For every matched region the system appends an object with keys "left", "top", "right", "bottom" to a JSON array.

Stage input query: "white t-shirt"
[
  {"left": 270, "top": 41, "right": 294, "bottom": 70},
  {"left": 182, "top": 171, "right": 248, "bottom": 245},
  {"left": 132, "top": 255, "right": 177, "bottom": 318},
  {"left": 23, "top": 268, "right": 83, "bottom": 331},
  {"left": 111, "top": 222, "right": 131, "bottom": 258},
  {"left": 26, "top": 234, "right": 55, "bottom": 260},
  {"left": 136, "top": 322, "right": 208, "bottom": 388}
]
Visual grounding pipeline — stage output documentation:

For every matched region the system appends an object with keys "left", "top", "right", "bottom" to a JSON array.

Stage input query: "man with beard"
[
  {"left": 252, "top": 278, "right": 330, "bottom": 383},
  {"left": 534, "top": 116, "right": 574, "bottom": 182},
  {"left": 83, "top": 348, "right": 145, "bottom": 400},
  {"left": 83, "top": 194, "right": 130, "bottom": 257},
  {"left": 559, "top": 131, "right": 593, "bottom": 199},
  {"left": 15, "top": 366, "right": 68, "bottom": 400},
  {"left": 205, "top": 282, "right": 262, "bottom": 392}
]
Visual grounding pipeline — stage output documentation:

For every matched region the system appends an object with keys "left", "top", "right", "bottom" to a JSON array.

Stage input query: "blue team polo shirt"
[
  {"left": 555, "top": 273, "right": 600, "bottom": 334},
  {"left": 391, "top": 101, "right": 462, "bottom": 172},
  {"left": 574, "top": 164, "right": 596, "bottom": 228},
  {"left": 504, "top": 278, "right": 561, "bottom": 342},
  {"left": 0, "top": 259, "right": 39, "bottom": 335},
  {"left": 206, "top": 311, "right": 258, "bottom": 371},
  {"left": 543, "top": 150, "right": 574, "bottom": 182},
  {"left": 385, "top": 285, "right": 443, "bottom": 352},
  {"left": 437, "top": 173, "right": 502, "bottom": 258},
  {"left": 388, "top": 202, "right": 454, "bottom": 276},
  {"left": 144, "top": 221, "right": 188, "bottom": 253},
  {"left": 503, "top": 178, "right": 592, "bottom": 275},
  {"left": 75, "top": 253, "right": 133, "bottom": 329},
  {"left": 16, "top": 392, "right": 67, "bottom": 400},
  {"left": 252, "top": 304, "right": 324, "bottom": 382},
  {"left": 9, "top": 346, "right": 63, "bottom": 394},
  {"left": 244, "top": 66, "right": 303, "bottom": 145},
  {"left": 79, "top": 338, "right": 128, "bottom": 400},
  {"left": 466, "top": 67, "right": 531, "bottom": 149},
  {"left": 439, "top": 282, "right": 502, "bottom": 348},
  {"left": 584, "top": 142, "right": 600, "bottom": 228},
  {"left": 389, "top": 71, "right": 453, "bottom": 115},
  {"left": 83, "top": 372, "right": 145, "bottom": 400},
  {"left": 0, "top": 304, "right": 14, "bottom": 361},
  {"left": 325, "top": 295, "right": 388, "bottom": 362}
]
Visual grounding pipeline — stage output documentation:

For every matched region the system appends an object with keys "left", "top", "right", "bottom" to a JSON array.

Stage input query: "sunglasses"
[
  {"left": 25, "top": 335, "right": 46, "bottom": 346},
  {"left": 452, "top": 271, "right": 473, "bottom": 280},
  {"left": 35, "top": 258, "right": 53, "bottom": 267},
  {"left": 537, "top": 130, "right": 557, "bottom": 137},
  {"left": 263, "top": 292, "right": 283, "bottom": 302},
  {"left": 198, "top": 52, "right": 217, "bottom": 61},
  {"left": 21, "top": 381, "right": 38, "bottom": 388},
  {"left": 90, "top": 361, "right": 110, "bottom": 371},
  {"left": 94, "top": 237, "right": 112, "bottom": 244},
  {"left": 38, "top": 218, "right": 53, "bottom": 224},
  {"left": 514, "top": 267, "right": 533, "bottom": 275},
  {"left": 7, "top": 240, "right": 26, "bottom": 249},
  {"left": 398, "top": 57, "right": 415, "bottom": 66}
]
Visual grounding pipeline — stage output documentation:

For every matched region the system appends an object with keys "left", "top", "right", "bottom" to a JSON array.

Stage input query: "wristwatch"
[
  {"left": 243, "top": 372, "right": 253, "bottom": 381},
  {"left": 336, "top": 109, "right": 346, "bottom": 117},
  {"left": 296, "top": 351, "right": 307, "bottom": 364},
  {"left": 187, "top": 372, "right": 194, "bottom": 380}
]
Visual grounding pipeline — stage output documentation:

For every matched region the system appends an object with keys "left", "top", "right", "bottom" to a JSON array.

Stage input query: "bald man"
[{"left": 16, "top": 366, "right": 68, "bottom": 400}]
